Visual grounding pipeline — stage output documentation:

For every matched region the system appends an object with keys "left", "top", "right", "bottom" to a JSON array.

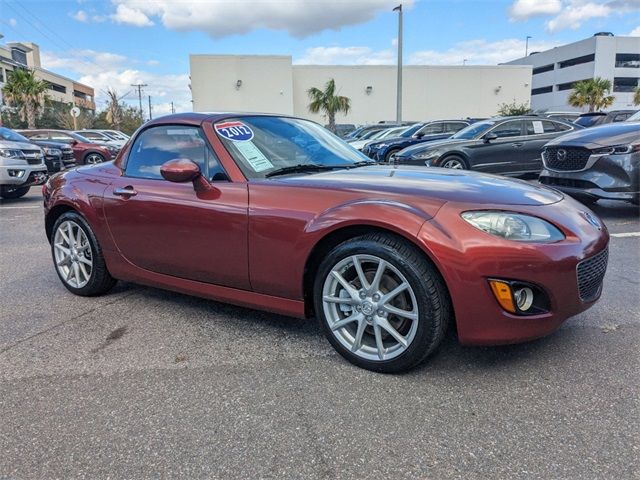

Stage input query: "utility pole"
[
  {"left": 393, "top": 4, "right": 403, "bottom": 124},
  {"left": 525, "top": 36, "right": 532, "bottom": 57},
  {"left": 171, "top": 101, "right": 175, "bottom": 114},
  {"left": 131, "top": 83, "right": 148, "bottom": 119},
  {"left": 148, "top": 95, "right": 152, "bottom": 120}
]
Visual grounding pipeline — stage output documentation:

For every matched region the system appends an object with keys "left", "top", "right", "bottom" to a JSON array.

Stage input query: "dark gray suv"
[{"left": 539, "top": 122, "right": 640, "bottom": 205}]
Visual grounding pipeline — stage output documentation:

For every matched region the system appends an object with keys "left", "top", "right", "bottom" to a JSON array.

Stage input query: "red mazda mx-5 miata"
[{"left": 43, "top": 113, "right": 609, "bottom": 372}]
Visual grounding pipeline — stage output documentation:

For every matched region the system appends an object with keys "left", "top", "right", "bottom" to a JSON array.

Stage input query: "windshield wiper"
[{"left": 265, "top": 164, "right": 337, "bottom": 178}]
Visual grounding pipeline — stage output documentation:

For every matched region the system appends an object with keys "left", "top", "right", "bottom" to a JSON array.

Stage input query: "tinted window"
[
  {"left": 615, "top": 53, "right": 640, "bottom": 68},
  {"left": 417, "top": 123, "right": 444, "bottom": 135},
  {"left": 126, "top": 125, "right": 225, "bottom": 181},
  {"left": 490, "top": 121, "right": 523, "bottom": 138},
  {"left": 451, "top": 121, "right": 494, "bottom": 139},
  {"left": 525, "top": 120, "right": 560, "bottom": 135},
  {"left": 444, "top": 122, "right": 467, "bottom": 132},
  {"left": 613, "top": 113, "right": 632, "bottom": 122},
  {"left": 26, "top": 132, "right": 50, "bottom": 140},
  {"left": 575, "top": 115, "right": 604, "bottom": 127},
  {"left": 49, "top": 132, "right": 75, "bottom": 142}
]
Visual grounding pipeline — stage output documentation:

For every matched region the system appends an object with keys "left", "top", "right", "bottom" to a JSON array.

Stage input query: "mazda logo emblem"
[{"left": 556, "top": 149, "right": 567, "bottom": 161}]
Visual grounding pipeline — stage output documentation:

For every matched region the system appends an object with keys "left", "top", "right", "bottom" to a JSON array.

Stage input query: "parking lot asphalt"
[{"left": 1, "top": 189, "right": 639, "bottom": 479}]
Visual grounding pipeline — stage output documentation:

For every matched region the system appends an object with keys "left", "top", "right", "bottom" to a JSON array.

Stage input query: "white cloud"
[
  {"left": 107, "top": 0, "right": 411, "bottom": 37},
  {"left": 546, "top": 1, "right": 611, "bottom": 32},
  {"left": 8, "top": 18, "right": 17, "bottom": 27},
  {"left": 509, "top": 0, "right": 562, "bottom": 20},
  {"left": 110, "top": 3, "right": 154, "bottom": 27},
  {"left": 630, "top": 26, "right": 640, "bottom": 35},
  {"left": 72, "top": 10, "right": 88, "bottom": 22},
  {"left": 40, "top": 50, "right": 192, "bottom": 115},
  {"left": 296, "top": 43, "right": 396, "bottom": 65}
]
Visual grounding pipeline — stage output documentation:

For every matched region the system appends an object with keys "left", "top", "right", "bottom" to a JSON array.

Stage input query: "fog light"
[
  {"left": 514, "top": 287, "right": 534, "bottom": 312},
  {"left": 8, "top": 169, "right": 25, "bottom": 178},
  {"left": 489, "top": 280, "right": 516, "bottom": 313}
]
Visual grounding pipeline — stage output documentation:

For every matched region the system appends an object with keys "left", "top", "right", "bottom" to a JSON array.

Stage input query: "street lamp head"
[{"left": 393, "top": 4, "right": 402, "bottom": 11}]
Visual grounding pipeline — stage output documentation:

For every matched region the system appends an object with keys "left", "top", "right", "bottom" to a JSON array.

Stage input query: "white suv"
[{"left": 0, "top": 127, "right": 48, "bottom": 199}]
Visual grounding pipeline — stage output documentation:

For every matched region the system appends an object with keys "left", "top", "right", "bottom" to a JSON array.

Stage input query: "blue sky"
[{"left": 1, "top": 0, "right": 638, "bottom": 114}]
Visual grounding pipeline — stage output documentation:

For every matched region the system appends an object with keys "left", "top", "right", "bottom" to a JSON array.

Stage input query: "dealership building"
[
  {"left": 506, "top": 34, "right": 639, "bottom": 112},
  {"left": 190, "top": 55, "right": 532, "bottom": 124}
]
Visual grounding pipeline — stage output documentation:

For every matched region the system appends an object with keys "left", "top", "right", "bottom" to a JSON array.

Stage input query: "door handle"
[
  {"left": 113, "top": 186, "right": 137, "bottom": 197},
  {"left": 511, "top": 142, "right": 524, "bottom": 148}
]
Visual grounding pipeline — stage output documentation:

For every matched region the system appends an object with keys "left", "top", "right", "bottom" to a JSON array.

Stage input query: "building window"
[
  {"left": 613, "top": 77, "right": 640, "bottom": 92},
  {"left": 615, "top": 53, "right": 640, "bottom": 68},
  {"left": 46, "top": 81, "right": 67, "bottom": 94},
  {"left": 557, "top": 79, "right": 590, "bottom": 91},
  {"left": 74, "top": 90, "right": 88, "bottom": 100},
  {"left": 532, "top": 86, "right": 553, "bottom": 95},
  {"left": 10, "top": 48, "right": 27, "bottom": 66},
  {"left": 558, "top": 54, "right": 595, "bottom": 69},
  {"left": 532, "top": 64, "right": 554, "bottom": 75}
]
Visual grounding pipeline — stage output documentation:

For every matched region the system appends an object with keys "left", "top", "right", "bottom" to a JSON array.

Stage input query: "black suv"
[
  {"left": 575, "top": 110, "right": 638, "bottom": 128},
  {"left": 27, "top": 139, "right": 75, "bottom": 171}
]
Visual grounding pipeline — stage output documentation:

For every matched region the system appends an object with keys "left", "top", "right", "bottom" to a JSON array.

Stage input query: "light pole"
[
  {"left": 393, "top": 4, "right": 403, "bottom": 124},
  {"left": 525, "top": 36, "right": 532, "bottom": 57}
]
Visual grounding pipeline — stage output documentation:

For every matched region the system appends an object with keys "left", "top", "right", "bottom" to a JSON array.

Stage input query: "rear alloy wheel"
[
  {"left": 441, "top": 156, "right": 466, "bottom": 169},
  {"left": 385, "top": 149, "right": 400, "bottom": 163},
  {"left": 84, "top": 153, "right": 105, "bottom": 165},
  {"left": 52, "top": 212, "right": 116, "bottom": 296},
  {"left": 0, "top": 186, "right": 30, "bottom": 199},
  {"left": 315, "top": 233, "right": 450, "bottom": 373}
]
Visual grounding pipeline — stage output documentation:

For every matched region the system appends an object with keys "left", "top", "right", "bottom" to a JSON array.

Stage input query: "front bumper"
[
  {"left": 418, "top": 196, "right": 609, "bottom": 345},
  {"left": 0, "top": 164, "right": 48, "bottom": 186},
  {"left": 539, "top": 152, "right": 639, "bottom": 201}
]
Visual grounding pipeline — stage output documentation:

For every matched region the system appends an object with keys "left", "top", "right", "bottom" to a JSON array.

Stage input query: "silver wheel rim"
[
  {"left": 322, "top": 254, "right": 419, "bottom": 361},
  {"left": 442, "top": 158, "right": 463, "bottom": 169},
  {"left": 53, "top": 220, "right": 93, "bottom": 288},
  {"left": 86, "top": 154, "right": 103, "bottom": 164}
]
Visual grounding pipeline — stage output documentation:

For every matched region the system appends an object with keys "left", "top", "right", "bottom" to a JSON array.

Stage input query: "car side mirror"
[
  {"left": 160, "top": 159, "right": 201, "bottom": 183},
  {"left": 483, "top": 133, "right": 498, "bottom": 143}
]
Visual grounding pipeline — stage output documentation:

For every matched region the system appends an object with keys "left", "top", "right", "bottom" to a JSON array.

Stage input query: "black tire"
[
  {"left": 314, "top": 233, "right": 450, "bottom": 373},
  {"left": 51, "top": 211, "right": 117, "bottom": 296},
  {"left": 83, "top": 152, "right": 105, "bottom": 165},
  {"left": 0, "top": 186, "right": 30, "bottom": 199},
  {"left": 440, "top": 155, "right": 468, "bottom": 170},
  {"left": 384, "top": 148, "right": 401, "bottom": 163}
]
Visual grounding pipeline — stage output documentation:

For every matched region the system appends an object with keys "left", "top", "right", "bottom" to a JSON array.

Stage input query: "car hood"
[
  {"left": 545, "top": 122, "right": 640, "bottom": 148},
  {"left": 273, "top": 165, "right": 563, "bottom": 206},
  {"left": 0, "top": 140, "right": 42, "bottom": 151},
  {"left": 397, "top": 138, "right": 472, "bottom": 157}
]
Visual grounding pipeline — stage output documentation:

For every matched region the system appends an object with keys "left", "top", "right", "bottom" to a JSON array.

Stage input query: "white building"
[
  {"left": 190, "top": 54, "right": 532, "bottom": 124},
  {"left": 506, "top": 34, "right": 640, "bottom": 112}
]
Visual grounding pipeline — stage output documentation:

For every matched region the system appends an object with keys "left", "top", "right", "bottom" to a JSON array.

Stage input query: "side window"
[
  {"left": 29, "top": 132, "right": 50, "bottom": 140},
  {"left": 444, "top": 122, "right": 467, "bottom": 133},
  {"left": 613, "top": 113, "right": 631, "bottom": 122},
  {"left": 418, "top": 123, "right": 444, "bottom": 135},
  {"left": 491, "top": 121, "right": 523, "bottom": 138},
  {"left": 525, "top": 120, "right": 559, "bottom": 135},
  {"left": 50, "top": 132, "right": 73, "bottom": 141},
  {"left": 126, "top": 126, "right": 226, "bottom": 181},
  {"left": 553, "top": 121, "right": 572, "bottom": 132}
]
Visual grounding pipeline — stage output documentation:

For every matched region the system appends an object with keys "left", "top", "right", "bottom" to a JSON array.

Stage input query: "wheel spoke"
[
  {"left": 376, "top": 316, "right": 408, "bottom": 348},
  {"left": 373, "top": 324, "right": 385, "bottom": 360},
  {"left": 77, "top": 243, "right": 91, "bottom": 253},
  {"left": 75, "top": 226, "right": 83, "bottom": 246},
  {"left": 66, "top": 264, "right": 74, "bottom": 282},
  {"left": 54, "top": 244, "right": 70, "bottom": 255},
  {"left": 330, "top": 312, "right": 362, "bottom": 331},
  {"left": 380, "top": 281, "right": 409, "bottom": 304},
  {"left": 78, "top": 262, "right": 89, "bottom": 282},
  {"left": 369, "top": 259, "right": 387, "bottom": 292},
  {"left": 351, "top": 318, "right": 366, "bottom": 352},
  {"left": 383, "top": 304, "right": 418, "bottom": 321},
  {"left": 59, "top": 229, "right": 70, "bottom": 244},
  {"left": 72, "top": 262, "right": 80, "bottom": 286},
  {"left": 78, "top": 255, "right": 92, "bottom": 266},
  {"left": 66, "top": 223, "right": 73, "bottom": 245},
  {"left": 330, "top": 270, "right": 359, "bottom": 300},
  {"left": 352, "top": 256, "right": 370, "bottom": 290},
  {"left": 56, "top": 257, "right": 70, "bottom": 267}
]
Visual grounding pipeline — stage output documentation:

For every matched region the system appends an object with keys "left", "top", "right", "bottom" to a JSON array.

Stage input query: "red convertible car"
[{"left": 43, "top": 113, "right": 609, "bottom": 372}]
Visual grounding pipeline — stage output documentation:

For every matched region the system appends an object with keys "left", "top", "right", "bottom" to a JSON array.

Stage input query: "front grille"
[
  {"left": 539, "top": 177, "right": 599, "bottom": 190},
  {"left": 26, "top": 157, "right": 42, "bottom": 165},
  {"left": 576, "top": 247, "right": 608, "bottom": 302},
  {"left": 543, "top": 147, "right": 591, "bottom": 171}
]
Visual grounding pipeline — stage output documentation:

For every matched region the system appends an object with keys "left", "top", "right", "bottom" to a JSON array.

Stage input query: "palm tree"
[
  {"left": 1, "top": 68, "right": 48, "bottom": 128},
  {"left": 307, "top": 79, "right": 351, "bottom": 133},
  {"left": 568, "top": 77, "right": 615, "bottom": 112},
  {"left": 633, "top": 86, "right": 640, "bottom": 107}
]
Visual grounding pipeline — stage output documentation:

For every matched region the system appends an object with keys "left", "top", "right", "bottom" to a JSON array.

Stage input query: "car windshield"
[
  {"left": 401, "top": 124, "right": 423, "bottom": 137},
  {"left": 451, "top": 121, "right": 494, "bottom": 139},
  {"left": 215, "top": 116, "right": 372, "bottom": 179},
  {"left": 626, "top": 111, "right": 640, "bottom": 122},
  {"left": 360, "top": 129, "right": 384, "bottom": 140},
  {"left": 0, "top": 127, "right": 29, "bottom": 143},
  {"left": 575, "top": 115, "right": 603, "bottom": 127}
]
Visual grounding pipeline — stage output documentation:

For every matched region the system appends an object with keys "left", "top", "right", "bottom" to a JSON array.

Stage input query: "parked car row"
[{"left": 0, "top": 127, "right": 130, "bottom": 199}]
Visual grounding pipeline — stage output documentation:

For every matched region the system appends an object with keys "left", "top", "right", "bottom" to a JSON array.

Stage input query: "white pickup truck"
[{"left": 0, "top": 127, "right": 48, "bottom": 199}]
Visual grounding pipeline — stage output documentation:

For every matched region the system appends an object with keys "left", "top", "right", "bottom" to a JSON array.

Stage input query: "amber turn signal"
[{"left": 489, "top": 280, "right": 516, "bottom": 313}]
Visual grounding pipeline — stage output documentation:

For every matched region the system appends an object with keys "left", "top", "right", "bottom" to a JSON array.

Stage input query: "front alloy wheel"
[
  {"left": 315, "top": 233, "right": 450, "bottom": 372},
  {"left": 54, "top": 220, "right": 93, "bottom": 288},
  {"left": 441, "top": 157, "right": 465, "bottom": 169}
]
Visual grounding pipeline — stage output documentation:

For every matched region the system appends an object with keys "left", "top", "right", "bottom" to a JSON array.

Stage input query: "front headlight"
[
  {"left": 413, "top": 149, "right": 441, "bottom": 160},
  {"left": 461, "top": 211, "right": 565, "bottom": 242},
  {"left": 43, "top": 147, "right": 62, "bottom": 156},
  {"left": 0, "top": 149, "right": 26, "bottom": 159},
  {"left": 592, "top": 144, "right": 640, "bottom": 155}
]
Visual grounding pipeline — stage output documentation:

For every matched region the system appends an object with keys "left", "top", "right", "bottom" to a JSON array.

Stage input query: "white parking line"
[
  {"left": 610, "top": 232, "right": 640, "bottom": 238},
  {"left": 0, "top": 205, "right": 42, "bottom": 210}
]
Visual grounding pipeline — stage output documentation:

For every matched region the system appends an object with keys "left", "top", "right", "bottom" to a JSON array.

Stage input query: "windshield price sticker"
[
  {"left": 215, "top": 121, "right": 254, "bottom": 142},
  {"left": 234, "top": 141, "right": 274, "bottom": 172},
  {"left": 532, "top": 121, "right": 544, "bottom": 134}
]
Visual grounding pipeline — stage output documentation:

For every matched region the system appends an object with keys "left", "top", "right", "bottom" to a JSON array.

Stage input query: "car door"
[
  {"left": 467, "top": 119, "right": 525, "bottom": 174},
  {"left": 102, "top": 124, "right": 250, "bottom": 290},
  {"left": 521, "top": 119, "right": 569, "bottom": 174}
]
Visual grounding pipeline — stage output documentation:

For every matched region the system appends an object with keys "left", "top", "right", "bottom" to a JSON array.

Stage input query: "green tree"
[
  {"left": 307, "top": 78, "right": 351, "bottom": 133},
  {"left": 633, "top": 86, "right": 640, "bottom": 106},
  {"left": 94, "top": 105, "right": 142, "bottom": 135},
  {"left": 497, "top": 100, "right": 532, "bottom": 116},
  {"left": 1, "top": 68, "right": 48, "bottom": 128},
  {"left": 568, "top": 77, "right": 615, "bottom": 112}
]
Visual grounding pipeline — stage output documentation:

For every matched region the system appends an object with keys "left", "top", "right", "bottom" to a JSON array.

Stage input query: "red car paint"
[
  {"left": 19, "top": 129, "right": 113, "bottom": 165},
  {"left": 43, "top": 113, "right": 609, "bottom": 345}
]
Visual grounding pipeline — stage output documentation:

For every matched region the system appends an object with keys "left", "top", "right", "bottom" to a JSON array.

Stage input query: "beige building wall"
[
  {"left": 190, "top": 55, "right": 294, "bottom": 114},
  {"left": 189, "top": 55, "right": 532, "bottom": 124}
]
